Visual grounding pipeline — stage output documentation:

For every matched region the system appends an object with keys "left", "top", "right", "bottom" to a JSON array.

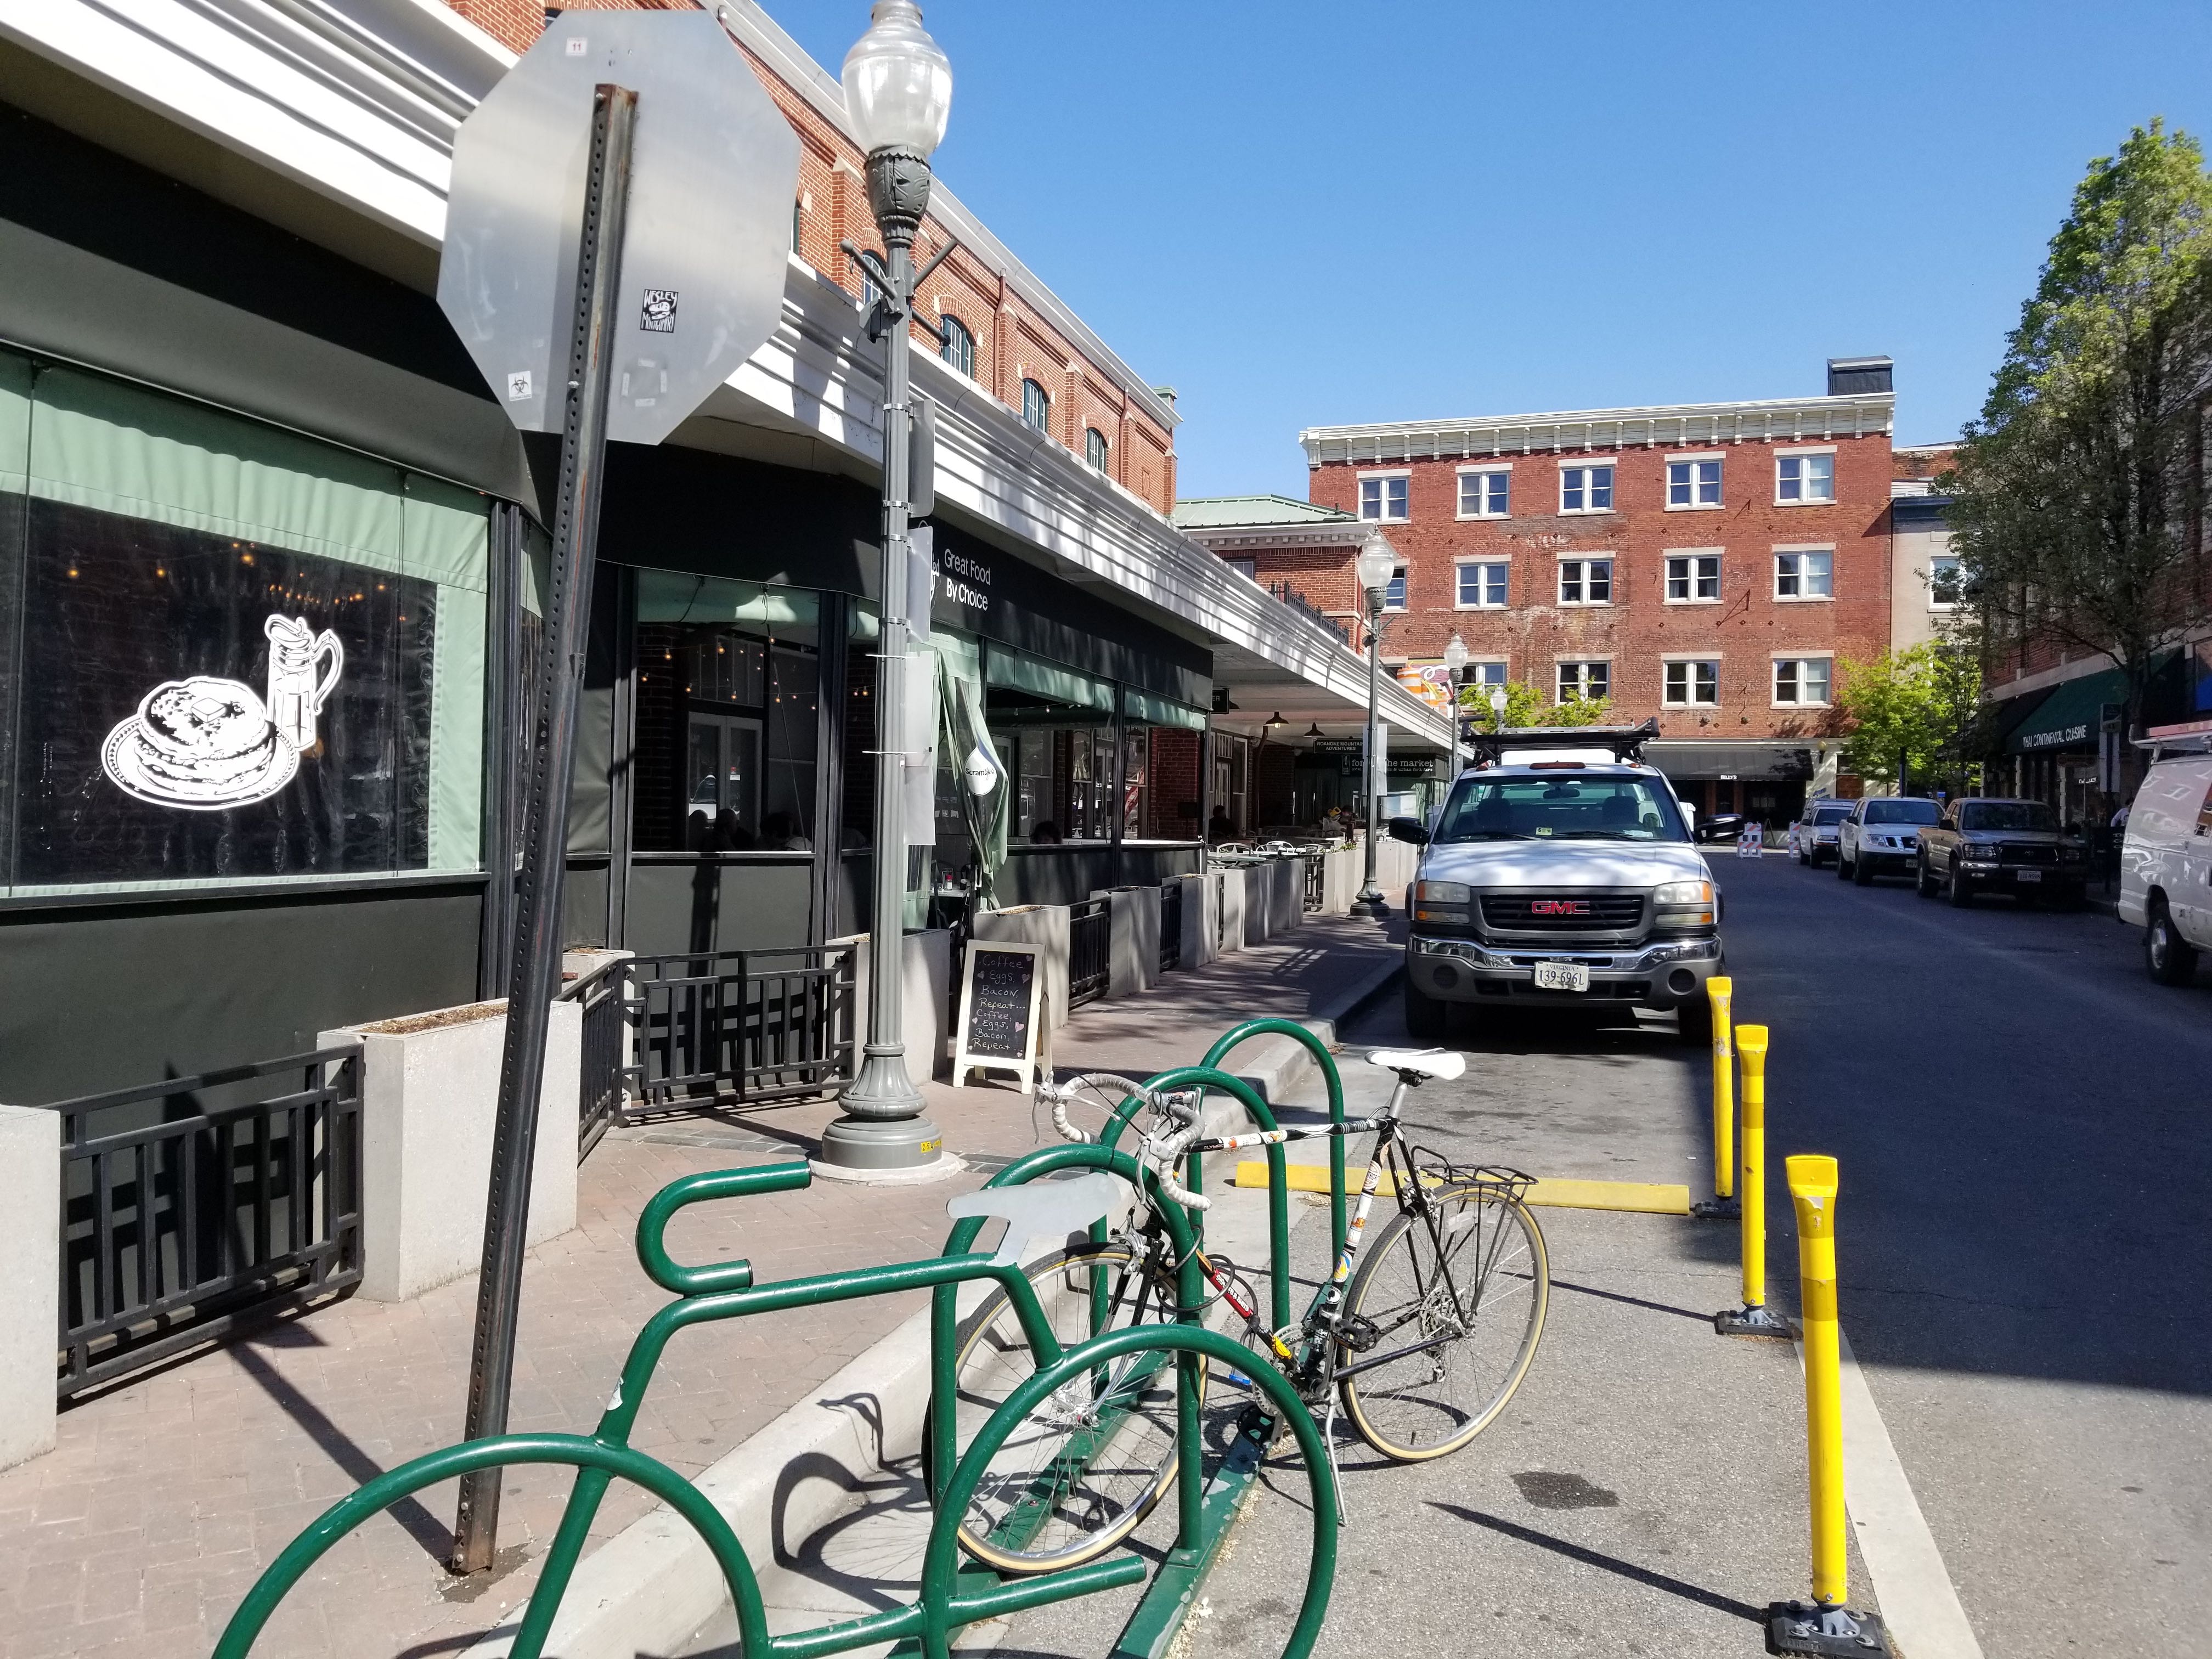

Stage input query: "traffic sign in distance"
[{"left": 438, "top": 10, "right": 800, "bottom": 447}]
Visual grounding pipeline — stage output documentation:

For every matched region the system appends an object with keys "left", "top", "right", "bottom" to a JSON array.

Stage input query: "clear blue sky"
[{"left": 771, "top": 1, "right": 2212, "bottom": 499}]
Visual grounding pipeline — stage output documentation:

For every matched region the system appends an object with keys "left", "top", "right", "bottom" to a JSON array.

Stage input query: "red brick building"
[{"left": 1208, "top": 359, "right": 1900, "bottom": 824}]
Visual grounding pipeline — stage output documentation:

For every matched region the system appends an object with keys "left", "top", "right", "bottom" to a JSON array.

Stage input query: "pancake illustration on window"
[{"left": 100, "top": 613, "right": 343, "bottom": 811}]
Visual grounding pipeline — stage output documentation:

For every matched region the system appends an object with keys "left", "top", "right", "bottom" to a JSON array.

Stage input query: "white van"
[{"left": 2118, "top": 750, "right": 2212, "bottom": 983}]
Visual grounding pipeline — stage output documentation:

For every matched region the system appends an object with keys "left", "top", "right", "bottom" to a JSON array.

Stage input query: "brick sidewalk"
[{"left": 0, "top": 915, "right": 1400, "bottom": 1659}]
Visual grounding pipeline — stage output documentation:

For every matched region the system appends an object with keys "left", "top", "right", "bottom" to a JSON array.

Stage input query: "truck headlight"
[
  {"left": 1417, "top": 881, "right": 1471, "bottom": 903},
  {"left": 1653, "top": 878, "right": 1715, "bottom": 927},
  {"left": 1963, "top": 848, "right": 1996, "bottom": 864}
]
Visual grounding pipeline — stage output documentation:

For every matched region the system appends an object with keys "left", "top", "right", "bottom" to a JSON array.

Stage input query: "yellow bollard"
[
  {"left": 1690, "top": 978, "right": 1739, "bottom": 1218},
  {"left": 1714, "top": 1025, "right": 1789, "bottom": 1337},
  {"left": 1768, "top": 1156, "right": 1891, "bottom": 1655}
]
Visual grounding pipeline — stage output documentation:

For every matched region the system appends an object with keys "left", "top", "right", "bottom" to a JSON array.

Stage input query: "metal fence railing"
[
  {"left": 629, "top": 945, "right": 857, "bottom": 1109},
  {"left": 1304, "top": 854, "right": 1325, "bottom": 911},
  {"left": 1159, "top": 880, "right": 1182, "bottom": 975},
  {"left": 1069, "top": 896, "right": 1111, "bottom": 1009},
  {"left": 53, "top": 1048, "right": 364, "bottom": 1399},
  {"left": 565, "top": 957, "right": 631, "bottom": 1159}
]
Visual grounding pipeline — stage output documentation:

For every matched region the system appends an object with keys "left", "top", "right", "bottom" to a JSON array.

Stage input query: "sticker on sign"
[{"left": 438, "top": 12, "right": 799, "bottom": 448}]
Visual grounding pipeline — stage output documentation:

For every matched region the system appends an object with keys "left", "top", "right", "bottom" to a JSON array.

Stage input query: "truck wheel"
[
  {"left": 1915, "top": 856, "right": 1938, "bottom": 899},
  {"left": 1835, "top": 849, "right": 1852, "bottom": 881},
  {"left": 1404, "top": 978, "right": 1448, "bottom": 1039},
  {"left": 1852, "top": 851, "right": 1874, "bottom": 886},
  {"left": 1946, "top": 862, "right": 1973, "bottom": 907},
  {"left": 2147, "top": 901, "right": 2198, "bottom": 985}
]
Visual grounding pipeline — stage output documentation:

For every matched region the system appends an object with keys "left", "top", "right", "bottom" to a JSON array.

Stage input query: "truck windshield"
[
  {"left": 1864, "top": 799, "right": 1942, "bottom": 825},
  {"left": 1959, "top": 802, "right": 2058, "bottom": 832},
  {"left": 1434, "top": 775, "right": 1688, "bottom": 843},
  {"left": 1813, "top": 806, "right": 1852, "bottom": 825}
]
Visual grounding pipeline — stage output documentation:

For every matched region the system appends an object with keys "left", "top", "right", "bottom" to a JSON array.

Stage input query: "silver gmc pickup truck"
[{"left": 1389, "top": 724, "right": 1723, "bottom": 1045}]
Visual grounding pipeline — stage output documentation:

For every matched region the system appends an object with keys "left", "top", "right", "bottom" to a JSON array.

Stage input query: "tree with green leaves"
[
  {"left": 1835, "top": 639, "right": 1986, "bottom": 794},
  {"left": 1949, "top": 119, "right": 2212, "bottom": 746},
  {"left": 1455, "top": 681, "right": 1613, "bottom": 730}
]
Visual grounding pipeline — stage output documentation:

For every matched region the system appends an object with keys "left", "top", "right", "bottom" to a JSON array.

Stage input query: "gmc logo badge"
[{"left": 1530, "top": 900, "right": 1589, "bottom": 916}]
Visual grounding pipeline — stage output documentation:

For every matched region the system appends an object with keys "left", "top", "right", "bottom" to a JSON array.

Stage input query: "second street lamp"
[
  {"left": 1442, "top": 631, "right": 1469, "bottom": 782},
  {"left": 1350, "top": 529, "right": 1397, "bottom": 918},
  {"left": 822, "top": 1, "right": 955, "bottom": 1171}
]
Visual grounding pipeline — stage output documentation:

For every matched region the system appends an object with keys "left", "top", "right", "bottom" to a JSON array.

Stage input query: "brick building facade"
[
  {"left": 1218, "top": 360, "right": 1902, "bottom": 823},
  {"left": 441, "top": 0, "right": 1178, "bottom": 515}
]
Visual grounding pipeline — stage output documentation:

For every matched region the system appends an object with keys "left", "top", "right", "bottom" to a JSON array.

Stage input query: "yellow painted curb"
[{"left": 1231, "top": 1160, "right": 1690, "bottom": 1216}]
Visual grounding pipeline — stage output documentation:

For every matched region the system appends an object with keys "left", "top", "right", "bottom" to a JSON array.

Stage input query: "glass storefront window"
[
  {"left": 632, "top": 572, "right": 819, "bottom": 851},
  {"left": 0, "top": 355, "right": 488, "bottom": 895}
]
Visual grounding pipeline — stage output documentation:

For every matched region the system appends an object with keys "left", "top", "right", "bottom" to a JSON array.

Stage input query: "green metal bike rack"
[
  {"left": 209, "top": 1154, "right": 1338, "bottom": 1659},
  {"left": 1200, "top": 1019, "right": 1351, "bottom": 1264}
]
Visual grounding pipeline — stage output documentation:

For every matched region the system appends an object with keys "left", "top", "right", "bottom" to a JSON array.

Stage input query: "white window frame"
[
  {"left": 1455, "top": 464, "right": 1511, "bottom": 520},
  {"left": 1555, "top": 659, "right": 1611, "bottom": 704},
  {"left": 1383, "top": 563, "right": 1409, "bottom": 611},
  {"left": 1774, "top": 545, "right": 1835, "bottom": 602},
  {"left": 1774, "top": 444, "right": 1837, "bottom": 506},
  {"left": 1665, "top": 453, "right": 1724, "bottom": 511},
  {"left": 1927, "top": 554, "right": 1961, "bottom": 612},
  {"left": 1663, "top": 550, "right": 1723, "bottom": 605},
  {"left": 1556, "top": 555, "right": 1613, "bottom": 606},
  {"left": 1662, "top": 655, "right": 1722, "bottom": 707},
  {"left": 1357, "top": 469, "right": 1410, "bottom": 523},
  {"left": 1454, "top": 558, "right": 1510, "bottom": 609},
  {"left": 1466, "top": 657, "right": 1510, "bottom": 691},
  {"left": 1772, "top": 654, "right": 1834, "bottom": 708},
  {"left": 1558, "top": 458, "right": 1618, "bottom": 515}
]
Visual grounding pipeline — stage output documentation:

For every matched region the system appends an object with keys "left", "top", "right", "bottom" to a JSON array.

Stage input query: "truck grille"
[
  {"left": 1998, "top": 842, "right": 2058, "bottom": 866},
  {"left": 1480, "top": 894, "right": 1645, "bottom": 933}
]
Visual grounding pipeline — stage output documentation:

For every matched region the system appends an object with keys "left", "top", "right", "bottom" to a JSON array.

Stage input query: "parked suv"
[
  {"left": 1837, "top": 796, "right": 1941, "bottom": 885},
  {"left": 1391, "top": 725, "right": 1724, "bottom": 1045},
  {"left": 1790, "top": 798, "right": 1853, "bottom": 867},
  {"left": 2118, "top": 748, "right": 2212, "bottom": 983},
  {"left": 1916, "top": 798, "right": 2086, "bottom": 906}
]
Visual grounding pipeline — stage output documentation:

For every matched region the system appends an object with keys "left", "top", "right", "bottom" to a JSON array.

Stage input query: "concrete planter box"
[
  {"left": 830, "top": 929, "right": 950, "bottom": 1085},
  {"left": 971, "top": 905, "right": 1072, "bottom": 1029},
  {"left": 1272, "top": 859, "right": 1303, "bottom": 933},
  {"left": 1216, "top": 868, "right": 1247, "bottom": 955},
  {"left": 1323, "top": 848, "right": 1360, "bottom": 913},
  {"left": 1172, "top": 872, "right": 1212, "bottom": 971},
  {"left": 0, "top": 1104, "right": 59, "bottom": 1470},
  {"left": 1243, "top": 864, "right": 1273, "bottom": 947},
  {"left": 1107, "top": 886, "right": 1160, "bottom": 997},
  {"left": 321, "top": 998, "right": 580, "bottom": 1305}
]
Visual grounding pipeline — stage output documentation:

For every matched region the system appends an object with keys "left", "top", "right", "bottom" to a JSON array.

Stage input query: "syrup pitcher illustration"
[{"left": 263, "top": 614, "right": 343, "bottom": 752}]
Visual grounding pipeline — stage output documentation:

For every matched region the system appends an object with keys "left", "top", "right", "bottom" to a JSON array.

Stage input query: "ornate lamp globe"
[
  {"left": 1442, "top": 634, "right": 1470, "bottom": 674},
  {"left": 1355, "top": 530, "right": 1397, "bottom": 606},
  {"left": 842, "top": 1, "right": 953, "bottom": 159}
]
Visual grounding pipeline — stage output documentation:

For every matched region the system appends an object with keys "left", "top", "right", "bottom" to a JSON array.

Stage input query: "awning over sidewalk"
[{"left": 2004, "top": 667, "right": 2125, "bottom": 754}]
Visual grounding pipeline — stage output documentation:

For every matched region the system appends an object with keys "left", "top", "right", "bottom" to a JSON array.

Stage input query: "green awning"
[
  {"left": 1121, "top": 687, "right": 1209, "bottom": 730},
  {"left": 2005, "top": 667, "right": 2126, "bottom": 754},
  {"left": 986, "top": 647, "right": 1114, "bottom": 711}
]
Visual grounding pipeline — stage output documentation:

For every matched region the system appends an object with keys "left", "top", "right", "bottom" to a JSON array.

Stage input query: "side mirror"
[{"left": 1386, "top": 815, "right": 1430, "bottom": 847}]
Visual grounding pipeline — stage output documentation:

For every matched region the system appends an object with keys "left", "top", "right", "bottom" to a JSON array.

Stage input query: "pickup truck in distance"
[{"left": 1916, "top": 797, "right": 2089, "bottom": 907}]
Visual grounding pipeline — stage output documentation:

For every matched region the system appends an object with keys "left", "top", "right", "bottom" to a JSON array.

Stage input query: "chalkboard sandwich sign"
[{"left": 954, "top": 940, "right": 1047, "bottom": 1092}]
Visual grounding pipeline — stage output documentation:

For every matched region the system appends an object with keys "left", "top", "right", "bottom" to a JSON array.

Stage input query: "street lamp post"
[
  {"left": 823, "top": 1, "right": 954, "bottom": 1171},
  {"left": 1350, "top": 529, "right": 1397, "bottom": 919},
  {"left": 1442, "top": 632, "right": 1469, "bottom": 782},
  {"left": 1491, "top": 684, "right": 1509, "bottom": 732}
]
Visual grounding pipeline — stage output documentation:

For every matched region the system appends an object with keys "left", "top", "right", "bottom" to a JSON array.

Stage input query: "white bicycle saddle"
[{"left": 1364, "top": 1047, "right": 1467, "bottom": 1082}]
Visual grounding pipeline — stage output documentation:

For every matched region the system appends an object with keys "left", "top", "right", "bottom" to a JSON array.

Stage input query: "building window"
[
  {"left": 1558, "top": 557, "right": 1612, "bottom": 605},
  {"left": 1085, "top": 427, "right": 1109, "bottom": 473},
  {"left": 1560, "top": 465, "right": 1614, "bottom": 513},
  {"left": 1558, "top": 661, "right": 1610, "bottom": 703},
  {"left": 1667, "top": 458, "right": 1722, "bottom": 508},
  {"left": 1358, "top": 475, "right": 1409, "bottom": 522},
  {"left": 1469, "top": 659, "right": 1509, "bottom": 690},
  {"left": 1020, "top": 377, "right": 1051, "bottom": 433},
  {"left": 1775, "top": 549, "right": 1834, "bottom": 600},
  {"left": 940, "top": 315, "right": 975, "bottom": 379},
  {"left": 1458, "top": 468, "right": 1509, "bottom": 518},
  {"left": 1776, "top": 452, "right": 1836, "bottom": 504},
  {"left": 1663, "top": 659, "right": 1720, "bottom": 706},
  {"left": 1664, "top": 553, "right": 1721, "bottom": 602},
  {"left": 1928, "top": 555, "right": 1961, "bottom": 610},
  {"left": 1456, "top": 560, "right": 1509, "bottom": 608},
  {"left": 1774, "top": 657, "right": 1833, "bottom": 706},
  {"left": 1224, "top": 557, "right": 1257, "bottom": 581},
  {"left": 1384, "top": 564, "right": 1408, "bottom": 610}
]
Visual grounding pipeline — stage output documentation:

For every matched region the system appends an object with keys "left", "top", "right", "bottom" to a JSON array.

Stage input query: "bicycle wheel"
[
  {"left": 1337, "top": 1183, "right": 1548, "bottom": 1460},
  {"left": 944, "top": 1242, "right": 1201, "bottom": 1572}
]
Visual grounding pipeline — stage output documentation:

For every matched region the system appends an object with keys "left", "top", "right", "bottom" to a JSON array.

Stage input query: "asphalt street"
[{"left": 1177, "top": 851, "right": 2208, "bottom": 1659}]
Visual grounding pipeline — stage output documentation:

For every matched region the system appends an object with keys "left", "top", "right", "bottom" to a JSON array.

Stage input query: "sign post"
[{"left": 435, "top": 9, "right": 798, "bottom": 1575}]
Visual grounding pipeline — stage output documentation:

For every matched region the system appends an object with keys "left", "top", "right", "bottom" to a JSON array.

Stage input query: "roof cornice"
[
  {"left": 1299, "top": 393, "right": 1895, "bottom": 467},
  {"left": 1182, "top": 522, "right": 1369, "bottom": 552}
]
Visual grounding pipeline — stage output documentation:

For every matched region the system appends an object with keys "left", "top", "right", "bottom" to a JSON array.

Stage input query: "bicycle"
[{"left": 940, "top": 1047, "right": 1549, "bottom": 1573}]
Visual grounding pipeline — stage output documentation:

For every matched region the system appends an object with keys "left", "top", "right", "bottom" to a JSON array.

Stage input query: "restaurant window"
[
  {"left": 0, "top": 354, "right": 488, "bottom": 894},
  {"left": 984, "top": 647, "right": 1116, "bottom": 842},
  {"left": 631, "top": 572, "right": 820, "bottom": 851}
]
